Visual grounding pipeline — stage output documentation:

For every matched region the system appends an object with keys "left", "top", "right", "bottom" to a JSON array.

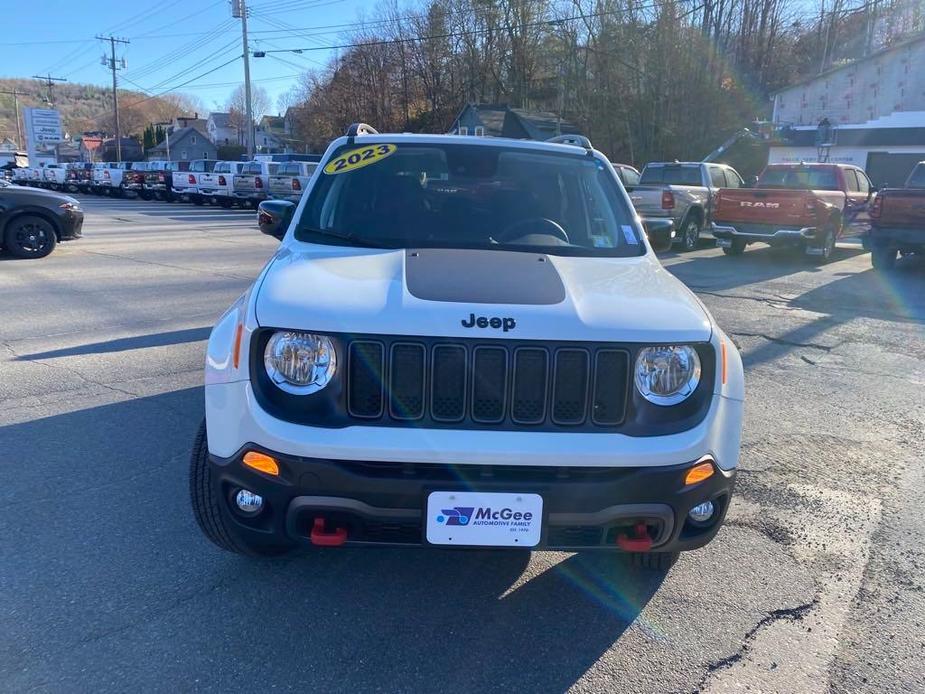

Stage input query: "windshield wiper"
[{"left": 300, "top": 226, "right": 396, "bottom": 249}]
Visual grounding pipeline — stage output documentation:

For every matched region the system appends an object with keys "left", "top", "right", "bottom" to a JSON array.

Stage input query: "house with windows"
[
  {"left": 146, "top": 126, "right": 216, "bottom": 162},
  {"left": 448, "top": 104, "right": 582, "bottom": 140},
  {"left": 206, "top": 112, "right": 237, "bottom": 146},
  {"left": 768, "top": 33, "right": 925, "bottom": 187}
]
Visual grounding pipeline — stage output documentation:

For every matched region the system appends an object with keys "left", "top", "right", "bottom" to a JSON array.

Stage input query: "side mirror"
[
  {"left": 257, "top": 200, "right": 296, "bottom": 240},
  {"left": 643, "top": 218, "right": 675, "bottom": 253}
]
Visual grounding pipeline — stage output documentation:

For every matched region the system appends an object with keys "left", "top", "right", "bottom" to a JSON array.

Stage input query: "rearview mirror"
[
  {"left": 257, "top": 200, "right": 296, "bottom": 240},
  {"left": 643, "top": 218, "right": 675, "bottom": 253}
]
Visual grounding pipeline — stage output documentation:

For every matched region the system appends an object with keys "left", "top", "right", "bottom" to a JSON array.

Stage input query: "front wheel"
[
  {"left": 189, "top": 422, "right": 290, "bottom": 557},
  {"left": 192, "top": 194, "right": 205, "bottom": 206},
  {"left": 805, "top": 225, "right": 837, "bottom": 265},
  {"left": 679, "top": 217, "right": 702, "bottom": 252},
  {"left": 871, "top": 246, "right": 897, "bottom": 271},
  {"left": 4, "top": 215, "right": 58, "bottom": 259},
  {"left": 721, "top": 239, "right": 746, "bottom": 256}
]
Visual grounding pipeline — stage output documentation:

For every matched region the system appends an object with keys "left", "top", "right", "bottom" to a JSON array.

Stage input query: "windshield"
[
  {"left": 296, "top": 143, "right": 643, "bottom": 257},
  {"left": 759, "top": 167, "right": 838, "bottom": 190},
  {"left": 640, "top": 165, "right": 701, "bottom": 186},
  {"left": 907, "top": 165, "right": 925, "bottom": 189}
]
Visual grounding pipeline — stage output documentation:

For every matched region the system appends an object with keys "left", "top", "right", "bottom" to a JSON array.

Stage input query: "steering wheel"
[{"left": 495, "top": 217, "right": 570, "bottom": 245}]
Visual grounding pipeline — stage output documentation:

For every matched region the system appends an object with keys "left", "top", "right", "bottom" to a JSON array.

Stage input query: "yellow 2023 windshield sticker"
[{"left": 323, "top": 144, "right": 397, "bottom": 175}]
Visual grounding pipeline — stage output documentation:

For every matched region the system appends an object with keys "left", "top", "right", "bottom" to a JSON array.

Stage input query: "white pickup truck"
[
  {"left": 91, "top": 162, "right": 130, "bottom": 196},
  {"left": 171, "top": 159, "right": 218, "bottom": 204},
  {"left": 198, "top": 161, "right": 244, "bottom": 207},
  {"left": 232, "top": 160, "right": 279, "bottom": 207},
  {"left": 268, "top": 161, "right": 318, "bottom": 202}
]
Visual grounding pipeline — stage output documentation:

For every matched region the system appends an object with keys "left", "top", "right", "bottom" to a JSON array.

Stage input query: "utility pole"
[
  {"left": 97, "top": 35, "right": 130, "bottom": 161},
  {"left": 31, "top": 74, "right": 67, "bottom": 108},
  {"left": 0, "top": 88, "right": 26, "bottom": 147},
  {"left": 155, "top": 122, "right": 172, "bottom": 159},
  {"left": 232, "top": 0, "right": 254, "bottom": 158}
]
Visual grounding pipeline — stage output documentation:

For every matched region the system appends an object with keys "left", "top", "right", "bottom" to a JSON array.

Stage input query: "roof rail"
[
  {"left": 345, "top": 122, "right": 379, "bottom": 137},
  {"left": 547, "top": 134, "right": 592, "bottom": 150}
]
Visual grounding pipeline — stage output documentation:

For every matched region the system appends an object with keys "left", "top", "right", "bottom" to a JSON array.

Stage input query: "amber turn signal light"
[
  {"left": 243, "top": 451, "right": 280, "bottom": 476},
  {"left": 684, "top": 461, "right": 714, "bottom": 486}
]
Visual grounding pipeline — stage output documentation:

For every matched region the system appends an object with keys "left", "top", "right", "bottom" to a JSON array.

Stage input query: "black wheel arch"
[
  {"left": 682, "top": 206, "right": 705, "bottom": 228},
  {"left": 1, "top": 207, "right": 64, "bottom": 241}
]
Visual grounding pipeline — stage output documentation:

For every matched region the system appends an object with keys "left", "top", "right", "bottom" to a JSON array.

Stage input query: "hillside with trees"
[
  {"left": 0, "top": 78, "right": 203, "bottom": 146},
  {"left": 284, "top": 0, "right": 924, "bottom": 167}
]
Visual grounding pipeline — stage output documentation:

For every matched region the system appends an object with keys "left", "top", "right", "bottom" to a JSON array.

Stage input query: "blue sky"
[{"left": 2, "top": 0, "right": 374, "bottom": 115}]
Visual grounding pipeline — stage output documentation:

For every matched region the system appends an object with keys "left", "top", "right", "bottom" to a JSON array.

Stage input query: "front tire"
[
  {"left": 679, "top": 216, "right": 702, "bottom": 252},
  {"left": 4, "top": 214, "right": 58, "bottom": 259},
  {"left": 721, "top": 239, "right": 746, "bottom": 256},
  {"left": 871, "top": 245, "right": 897, "bottom": 271},
  {"left": 805, "top": 225, "right": 837, "bottom": 265},
  {"left": 189, "top": 422, "right": 290, "bottom": 557}
]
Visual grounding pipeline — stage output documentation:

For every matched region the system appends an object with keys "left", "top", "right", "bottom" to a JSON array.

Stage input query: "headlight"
[
  {"left": 264, "top": 331, "right": 336, "bottom": 394},
  {"left": 634, "top": 345, "right": 701, "bottom": 406}
]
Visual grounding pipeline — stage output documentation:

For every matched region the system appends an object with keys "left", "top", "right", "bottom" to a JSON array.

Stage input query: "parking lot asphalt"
[{"left": 2, "top": 195, "right": 924, "bottom": 693}]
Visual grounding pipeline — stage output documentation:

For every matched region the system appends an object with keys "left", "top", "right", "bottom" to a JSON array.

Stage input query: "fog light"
[
  {"left": 235, "top": 489, "right": 264, "bottom": 514},
  {"left": 688, "top": 501, "right": 715, "bottom": 524}
]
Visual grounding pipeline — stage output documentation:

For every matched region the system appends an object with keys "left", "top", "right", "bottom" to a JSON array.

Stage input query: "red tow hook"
[
  {"left": 310, "top": 517, "right": 348, "bottom": 547},
  {"left": 617, "top": 522, "right": 653, "bottom": 552}
]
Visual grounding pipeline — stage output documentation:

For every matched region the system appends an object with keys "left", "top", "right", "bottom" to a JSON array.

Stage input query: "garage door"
[{"left": 865, "top": 152, "right": 925, "bottom": 188}]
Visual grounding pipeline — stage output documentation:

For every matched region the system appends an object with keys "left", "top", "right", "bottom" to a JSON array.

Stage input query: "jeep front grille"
[{"left": 346, "top": 338, "right": 629, "bottom": 429}]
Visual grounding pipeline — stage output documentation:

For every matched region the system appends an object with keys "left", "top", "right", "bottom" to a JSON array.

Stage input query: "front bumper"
[
  {"left": 209, "top": 447, "right": 735, "bottom": 552},
  {"left": 60, "top": 210, "right": 84, "bottom": 240}
]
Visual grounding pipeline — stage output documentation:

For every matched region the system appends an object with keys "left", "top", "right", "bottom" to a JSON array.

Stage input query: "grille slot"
[
  {"left": 431, "top": 345, "right": 467, "bottom": 421},
  {"left": 511, "top": 348, "right": 549, "bottom": 424},
  {"left": 552, "top": 349, "right": 590, "bottom": 425},
  {"left": 592, "top": 350, "right": 630, "bottom": 425},
  {"left": 347, "top": 341, "right": 385, "bottom": 418},
  {"left": 471, "top": 347, "right": 508, "bottom": 423},
  {"left": 389, "top": 343, "right": 425, "bottom": 420}
]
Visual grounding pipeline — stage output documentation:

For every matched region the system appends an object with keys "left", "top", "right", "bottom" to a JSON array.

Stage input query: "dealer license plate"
[{"left": 425, "top": 491, "right": 543, "bottom": 547}]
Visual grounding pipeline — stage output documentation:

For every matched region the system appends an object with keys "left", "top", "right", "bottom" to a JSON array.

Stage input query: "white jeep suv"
[{"left": 191, "top": 124, "right": 744, "bottom": 568}]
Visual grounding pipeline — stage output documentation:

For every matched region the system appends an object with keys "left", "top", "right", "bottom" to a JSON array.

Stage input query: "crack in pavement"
[
  {"left": 2, "top": 340, "right": 139, "bottom": 400},
  {"left": 692, "top": 597, "right": 821, "bottom": 693},
  {"left": 79, "top": 249, "right": 253, "bottom": 281},
  {"left": 730, "top": 331, "right": 844, "bottom": 352}
]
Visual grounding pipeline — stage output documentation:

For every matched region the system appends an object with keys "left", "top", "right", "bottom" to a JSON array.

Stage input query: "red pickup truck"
[
  {"left": 865, "top": 162, "right": 925, "bottom": 271},
  {"left": 711, "top": 163, "right": 873, "bottom": 263}
]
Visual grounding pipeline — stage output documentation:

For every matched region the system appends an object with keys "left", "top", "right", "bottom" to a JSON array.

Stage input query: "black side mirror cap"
[
  {"left": 643, "top": 218, "right": 675, "bottom": 253},
  {"left": 257, "top": 200, "right": 296, "bottom": 240}
]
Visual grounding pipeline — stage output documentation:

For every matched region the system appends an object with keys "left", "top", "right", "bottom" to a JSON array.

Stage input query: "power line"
[{"left": 31, "top": 73, "right": 68, "bottom": 107}]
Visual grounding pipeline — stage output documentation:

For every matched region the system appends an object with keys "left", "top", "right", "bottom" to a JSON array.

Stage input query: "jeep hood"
[{"left": 255, "top": 245, "right": 712, "bottom": 343}]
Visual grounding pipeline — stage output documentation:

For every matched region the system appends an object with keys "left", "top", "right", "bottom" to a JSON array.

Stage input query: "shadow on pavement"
[
  {"left": 16, "top": 327, "right": 212, "bottom": 360},
  {"left": 1, "top": 387, "right": 666, "bottom": 690},
  {"left": 666, "top": 244, "right": 868, "bottom": 292}
]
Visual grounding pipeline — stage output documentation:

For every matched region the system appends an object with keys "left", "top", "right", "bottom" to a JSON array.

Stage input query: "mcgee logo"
[{"left": 436, "top": 507, "right": 474, "bottom": 526}]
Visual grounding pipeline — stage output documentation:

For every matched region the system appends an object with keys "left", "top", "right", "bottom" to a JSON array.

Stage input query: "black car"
[{"left": 0, "top": 184, "right": 83, "bottom": 258}]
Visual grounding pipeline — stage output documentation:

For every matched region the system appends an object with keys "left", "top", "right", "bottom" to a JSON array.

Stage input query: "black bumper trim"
[{"left": 209, "top": 446, "right": 736, "bottom": 553}]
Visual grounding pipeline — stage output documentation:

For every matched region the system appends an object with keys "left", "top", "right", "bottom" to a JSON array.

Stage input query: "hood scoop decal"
[{"left": 404, "top": 248, "right": 566, "bottom": 305}]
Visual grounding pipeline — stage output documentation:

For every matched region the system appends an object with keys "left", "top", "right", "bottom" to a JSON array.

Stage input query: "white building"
[
  {"left": 769, "top": 34, "right": 925, "bottom": 187},
  {"left": 206, "top": 112, "right": 237, "bottom": 146}
]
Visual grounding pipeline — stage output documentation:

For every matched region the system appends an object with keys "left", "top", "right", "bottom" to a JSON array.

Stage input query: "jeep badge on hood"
[{"left": 461, "top": 313, "right": 516, "bottom": 332}]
